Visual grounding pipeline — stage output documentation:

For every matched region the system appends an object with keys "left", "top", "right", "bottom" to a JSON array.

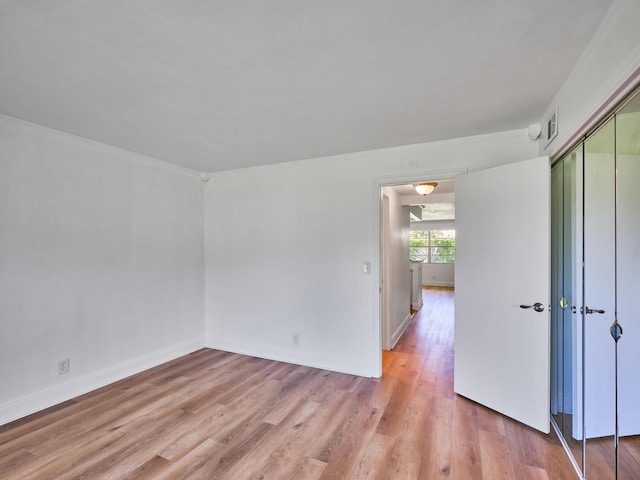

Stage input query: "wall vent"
[{"left": 546, "top": 107, "right": 558, "bottom": 144}]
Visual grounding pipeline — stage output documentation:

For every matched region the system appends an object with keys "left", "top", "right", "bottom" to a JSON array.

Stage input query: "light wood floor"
[
  {"left": 0, "top": 287, "right": 577, "bottom": 479},
  {"left": 554, "top": 412, "right": 640, "bottom": 479}
]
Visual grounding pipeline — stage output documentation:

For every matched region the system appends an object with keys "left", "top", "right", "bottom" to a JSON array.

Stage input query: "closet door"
[
  {"left": 615, "top": 92, "right": 640, "bottom": 479},
  {"left": 583, "top": 119, "right": 616, "bottom": 479},
  {"left": 550, "top": 150, "right": 583, "bottom": 471},
  {"left": 583, "top": 94, "right": 640, "bottom": 478}
]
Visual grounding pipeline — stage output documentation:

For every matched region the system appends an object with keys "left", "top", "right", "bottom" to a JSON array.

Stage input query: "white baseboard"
[
  {"left": 0, "top": 337, "right": 205, "bottom": 426},
  {"left": 390, "top": 313, "right": 412, "bottom": 350},
  {"left": 206, "top": 335, "right": 377, "bottom": 378},
  {"left": 423, "top": 281, "right": 454, "bottom": 288},
  {"left": 411, "top": 298, "right": 424, "bottom": 310}
]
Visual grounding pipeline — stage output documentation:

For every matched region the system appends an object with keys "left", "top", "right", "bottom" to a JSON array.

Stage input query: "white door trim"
[{"left": 371, "top": 167, "right": 468, "bottom": 376}]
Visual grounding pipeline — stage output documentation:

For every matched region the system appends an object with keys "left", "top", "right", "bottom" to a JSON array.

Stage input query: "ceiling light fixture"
[{"left": 414, "top": 182, "right": 438, "bottom": 195}]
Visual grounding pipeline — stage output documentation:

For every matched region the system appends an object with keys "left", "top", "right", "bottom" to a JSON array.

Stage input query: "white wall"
[
  {"left": 541, "top": 0, "right": 640, "bottom": 158},
  {"left": 205, "top": 129, "right": 538, "bottom": 377},
  {"left": 422, "top": 263, "right": 454, "bottom": 287},
  {"left": 381, "top": 187, "right": 411, "bottom": 349},
  {"left": 0, "top": 115, "right": 205, "bottom": 424}
]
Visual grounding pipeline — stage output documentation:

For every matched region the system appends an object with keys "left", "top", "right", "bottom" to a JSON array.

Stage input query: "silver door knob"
[
  {"left": 581, "top": 306, "right": 605, "bottom": 315},
  {"left": 520, "top": 302, "right": 545, "bottom": 312}
]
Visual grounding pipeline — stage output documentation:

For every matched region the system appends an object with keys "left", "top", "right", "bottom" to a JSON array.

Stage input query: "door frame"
[
  {"left": 381, "top": 193, "right": 391, "bottom": 350},
  {"left": 372, "top": 168, "right": 467, "bottom": 376}
]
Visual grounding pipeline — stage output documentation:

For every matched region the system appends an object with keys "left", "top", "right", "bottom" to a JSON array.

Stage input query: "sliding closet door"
[
  {"left": 583, "top": 119, "right": 616, "bottom": 479},
  {"left": 550, "top": 162, "right": 564, "bottom": 419},
  {"left": 615, "top": 92, "right": 640, "bottom": 479},
  {"left": 551, "top": 150, "right": 582, "bottom": 471},
  {"left": 553, "top": 87, "right": 640, "bottom": 479},
  {"left": 583, "top": 92, "right": 640, "bottom": 479}
]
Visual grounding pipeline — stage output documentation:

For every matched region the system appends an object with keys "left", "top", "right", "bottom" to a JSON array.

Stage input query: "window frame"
[{"left": 409, "top": 229, "right": 455, "bottom": 264}]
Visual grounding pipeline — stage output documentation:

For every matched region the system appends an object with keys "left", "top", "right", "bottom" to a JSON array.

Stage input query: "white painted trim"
[
  {"left": 423, "top": 281, "right": 455, "bottom": 288},
  {"left": 381, "top": 193, "right": 392, "bottom": 351},
  {"left": 411, "top": 298, "right": 424, "bottom": 311},
  {"left": 373, "top": 167, "right": 467, "bottom": 373},
  {"left": 374, "top": 168, "right": 468, "bottom": 190},
  {"left": 371, "top": 183, "right": 384, "bottom": 376},
  {"left": 0, "top": 337, "right": 205, "bottom": 426},
  {"left": 206, "top": 336, "right": 376, "bottom": 378},
  {"left": 390, "top": 313, "right": 412, "bottom": 350}
]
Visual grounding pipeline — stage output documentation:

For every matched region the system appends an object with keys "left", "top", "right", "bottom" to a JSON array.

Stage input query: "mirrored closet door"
[
  {"left": 612, "top": 92, "right": 640, "bottom": 479},
  {"left": 551, "top": 86, "right": 640, "bottom": 479},
  {"left": 583, "top": 112, "right": 617, "bottom": 480},
  {"left": 551, "top": 145, "right": 582, "bottom": 471}
]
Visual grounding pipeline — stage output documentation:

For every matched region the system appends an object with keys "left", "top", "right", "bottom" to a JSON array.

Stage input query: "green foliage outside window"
[{"left": 410, "top": 230, "right": 455, "bottom": 263}]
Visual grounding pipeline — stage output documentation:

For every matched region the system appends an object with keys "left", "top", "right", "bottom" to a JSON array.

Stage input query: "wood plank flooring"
[{"left": 0, "top": 287, "right": 578, "bottom": 479}]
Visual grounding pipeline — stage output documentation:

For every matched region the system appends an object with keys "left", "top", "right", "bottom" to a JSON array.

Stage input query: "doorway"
[{"left": 379, "top": 180, "right": 455, "bottom": 353}]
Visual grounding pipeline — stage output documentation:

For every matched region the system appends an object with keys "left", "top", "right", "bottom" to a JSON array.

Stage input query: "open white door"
[{"left": 454, "top": 156, "right": 551, "bottom": 433}]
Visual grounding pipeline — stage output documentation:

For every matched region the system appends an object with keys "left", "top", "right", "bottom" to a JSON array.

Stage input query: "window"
[{"left": 410, "top": 230, "right": 455, "bottom": 263}]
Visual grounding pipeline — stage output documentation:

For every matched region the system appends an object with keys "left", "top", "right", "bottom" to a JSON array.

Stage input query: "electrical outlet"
[
  {"left": 293, "top": 333, "right": 299, "bottom": 345},
  {"left": 58, "top": 358, "right": 70, "bottom": 375}
]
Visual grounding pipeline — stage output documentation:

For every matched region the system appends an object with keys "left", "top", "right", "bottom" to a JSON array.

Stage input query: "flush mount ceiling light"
[{"left": 414, "top": 182, "right": 438, "bottom": 195}]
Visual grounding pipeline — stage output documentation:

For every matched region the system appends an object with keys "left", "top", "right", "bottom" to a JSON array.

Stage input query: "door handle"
[
  {"left": 520, "top": 302, "right": 545, "bottom": 313},
  {"left": 581, "top": 306, "right": 605, "bottom": 315}
]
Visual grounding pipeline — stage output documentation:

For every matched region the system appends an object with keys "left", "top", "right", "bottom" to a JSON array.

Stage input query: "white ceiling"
[{"left": 0, "top": 1, "right": 614, "bottom": 172}]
